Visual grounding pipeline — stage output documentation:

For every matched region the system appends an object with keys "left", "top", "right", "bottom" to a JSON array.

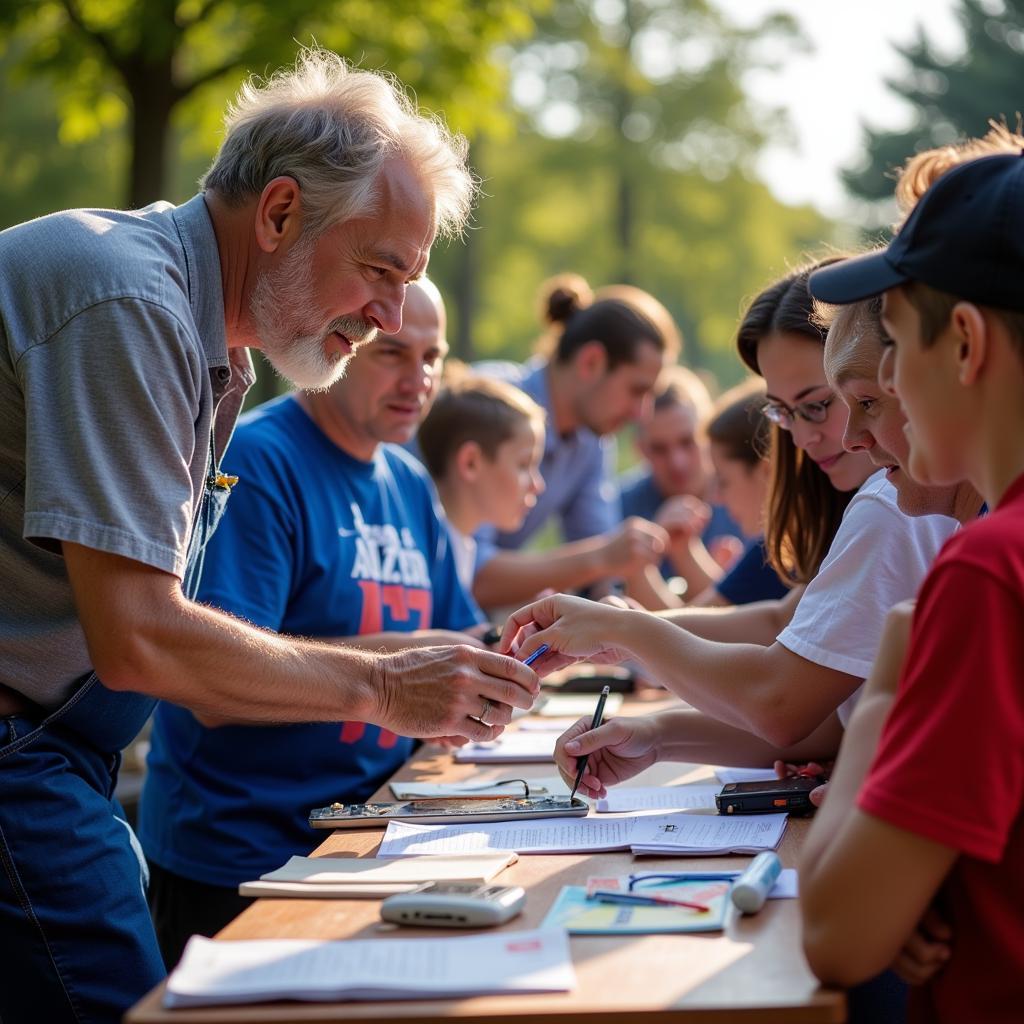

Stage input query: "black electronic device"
[{"left": 715, "top": 776, "right": 818, "bottom": 817}]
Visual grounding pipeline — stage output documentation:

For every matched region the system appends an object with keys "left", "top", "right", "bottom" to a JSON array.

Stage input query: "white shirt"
[
  {"left": 777, "top": 470, "right": 958, "bottom": 726},
  {"left": 446, "top": 523, "right": 478, "bottom": 594}
]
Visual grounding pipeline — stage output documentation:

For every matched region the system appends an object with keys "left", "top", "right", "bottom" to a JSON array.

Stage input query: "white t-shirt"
[
  {"left": 777, "top": 470, "right": 958, "bottom": 726},
  {"left": 446, "top": 523, "right": 478, "bottom": 594}
]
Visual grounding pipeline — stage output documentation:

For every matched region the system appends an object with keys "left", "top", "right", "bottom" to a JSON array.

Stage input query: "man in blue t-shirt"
[
  {"left": 618, "top": 366, "right": 745, "bottom": 602},
  {"left": 138, "top": 281, "right": 483, "bottom": 968}
]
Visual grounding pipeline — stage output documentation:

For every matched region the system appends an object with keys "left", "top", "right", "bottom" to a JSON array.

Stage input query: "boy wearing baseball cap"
[{"left": 800, "top": 153, "right": 1024, "bottom": 1023}]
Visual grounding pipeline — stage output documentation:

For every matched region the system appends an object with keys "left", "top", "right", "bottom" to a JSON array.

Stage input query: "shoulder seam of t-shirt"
[
  {"left": 13, "top": 294, "right": 200, "bottom": 369},
  {"left": 925, "top": 552, "right": 1024, "bottom": 609}
]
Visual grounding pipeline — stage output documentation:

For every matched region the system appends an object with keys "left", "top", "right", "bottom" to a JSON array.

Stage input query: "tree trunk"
[{"left": 124, "top": 52, "right": 177, "bottom": 208}]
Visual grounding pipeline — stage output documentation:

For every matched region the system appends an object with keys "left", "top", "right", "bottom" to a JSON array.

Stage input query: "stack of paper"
[
  {"left": 377, "top": 811, "right": 787, "bottom": 858},
  {"left": 164, "top": 928, "right": 576, "bottom": 1008},
  {"left": 237, "top": 852, "right": 517, "bottom": 899},
  {"left": 595, "top": 783, "right": 720, "bottom": 813},
  {"left": 453, "top": 731, "right": 558, "bottom": 763}
]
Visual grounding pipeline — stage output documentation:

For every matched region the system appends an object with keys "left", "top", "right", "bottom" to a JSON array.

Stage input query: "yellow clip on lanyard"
[{"left": 214, "top": 473, "right": 239, "bottom": 489}]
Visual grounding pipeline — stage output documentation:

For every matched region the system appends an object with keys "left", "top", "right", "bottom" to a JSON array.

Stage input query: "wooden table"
[{"left": 128, "top": 702, "right": 845, "bottom": 1024}]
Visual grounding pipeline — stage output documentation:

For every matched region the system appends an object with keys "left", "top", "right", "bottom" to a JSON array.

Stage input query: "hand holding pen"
[
  {"left": 554, "top": 713, "right": 661, "bottom": 800},
  {"left": 569, "top": 685, "right": 611, "bottom": 802}
]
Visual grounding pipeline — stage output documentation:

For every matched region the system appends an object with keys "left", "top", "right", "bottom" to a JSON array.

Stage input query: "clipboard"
[{"left": 309, "top": 795, "right": 589, "bottom": 829}]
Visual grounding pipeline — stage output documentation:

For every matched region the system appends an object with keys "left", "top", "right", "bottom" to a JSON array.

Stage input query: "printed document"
[
  {"left": 596, "top": 784, "right": 720, "bottom": 813},
  {"left": 164, "top": 928, "right": 575, "bottom": 1008},
  {"left": 378, "top": 811, "right": 786, "bottom": 857}
]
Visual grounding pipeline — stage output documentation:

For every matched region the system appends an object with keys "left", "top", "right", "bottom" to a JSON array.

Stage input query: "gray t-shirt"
[{"left": 0, "top": 194, "right": 253, "bottom": 708}]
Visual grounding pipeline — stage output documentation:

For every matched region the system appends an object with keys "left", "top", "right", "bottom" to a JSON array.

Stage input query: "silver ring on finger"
[{"left": 478, "top": 698, "right": 492, "bottom": 726}]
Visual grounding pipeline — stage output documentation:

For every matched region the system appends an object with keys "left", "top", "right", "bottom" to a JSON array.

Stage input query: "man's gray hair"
[{"left": 202, "top": 47, "right": 475, "bottom": 239}]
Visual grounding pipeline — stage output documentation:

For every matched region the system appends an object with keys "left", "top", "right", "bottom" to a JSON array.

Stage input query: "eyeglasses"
[{"left": 761, "top": 395, "right": 834, "bottom": 431}]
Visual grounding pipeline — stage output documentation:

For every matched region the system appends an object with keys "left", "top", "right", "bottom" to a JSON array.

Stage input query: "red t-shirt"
[{"left": 858, "top": 473, "right": 1024, "bottom": 1024}]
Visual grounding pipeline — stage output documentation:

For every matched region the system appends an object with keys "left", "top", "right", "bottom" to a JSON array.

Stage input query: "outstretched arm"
[
  {"left": 502, "top": 594, "right": 859, "bottom": 748},
  {"left": 66, "top": 543, "right": 539, "bottom": 740}
]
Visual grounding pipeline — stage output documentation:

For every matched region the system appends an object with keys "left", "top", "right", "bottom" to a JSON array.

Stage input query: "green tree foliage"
[
  {"left": 429, "top": 128, "right": 830, "bottom": 387},
  {"left": 431, "top": 0, "right": 835, "bottom": 381},
  {"left": 0, "top": 0, "right": 540, "bottom": 206},
  {"left": 844, "top": 0, "right": 1024, "bottom": 204}
]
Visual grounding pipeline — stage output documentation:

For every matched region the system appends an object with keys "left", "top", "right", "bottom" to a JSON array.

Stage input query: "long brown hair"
[{"left": 736, "top": 258, "right": 852, "bottom": 585}]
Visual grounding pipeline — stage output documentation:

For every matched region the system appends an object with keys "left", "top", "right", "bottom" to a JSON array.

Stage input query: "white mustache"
[{"left": 329, "top": 316, "right": 377, "bottom": 345}]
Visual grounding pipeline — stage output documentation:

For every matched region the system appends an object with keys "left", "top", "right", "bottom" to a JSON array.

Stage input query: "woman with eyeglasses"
[{"left": 501, "top": 262, "right": 959, "bottom": 775}]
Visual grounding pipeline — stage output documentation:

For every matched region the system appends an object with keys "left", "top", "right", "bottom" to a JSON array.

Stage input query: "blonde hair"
[
  {"left": 894, "top": 120, "right": 1024, "bottom": 227},
  {"left": 202, "top": 47, "right": 475, "bottom": 239}
]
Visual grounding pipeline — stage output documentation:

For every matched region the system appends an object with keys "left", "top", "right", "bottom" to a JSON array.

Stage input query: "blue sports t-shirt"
[
  {"left": 138, "top": 395, "right": 482, "bottom": 888},
  {"left": 617, "top": 467, "right": 744, "bottom": 579},
  {"left": 715, "top": 538, "right": 790, "bottom": 605}
]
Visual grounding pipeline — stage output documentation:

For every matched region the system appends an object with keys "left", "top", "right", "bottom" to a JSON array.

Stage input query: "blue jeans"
[
  {"left": 0, "top": 695, "right": 163, "bottom": 1024},
  {"left": 0, "top": 440, "right": 231, "bottom": 1023}
]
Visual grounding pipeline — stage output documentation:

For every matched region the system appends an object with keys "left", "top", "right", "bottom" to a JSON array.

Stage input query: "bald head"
[{"left": 397, "top": 277, "right": 446, "bottom": 351}]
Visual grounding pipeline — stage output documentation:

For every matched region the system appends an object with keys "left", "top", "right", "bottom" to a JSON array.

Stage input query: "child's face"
[
  {"left": 477, "top": 422, "right": 546, "bottom": 532},
  {"left": 880, "top": 289, "right": 967, "bottom": 487},
  {"left": 709, "top": 442, "right": 768, "bottom": 537}
]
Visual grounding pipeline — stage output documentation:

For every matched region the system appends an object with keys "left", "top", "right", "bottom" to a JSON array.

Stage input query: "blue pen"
[{"left": 522, "top": 643, "right": 549, "bottom": 667}]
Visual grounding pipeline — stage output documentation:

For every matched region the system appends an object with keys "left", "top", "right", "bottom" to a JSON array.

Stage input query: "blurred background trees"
[
  {"left": 843, "top": 0, "right": 1024, "bottom": 209},
  {"left": 1, "top": 0, "right": 1009, "bottom": 396}
]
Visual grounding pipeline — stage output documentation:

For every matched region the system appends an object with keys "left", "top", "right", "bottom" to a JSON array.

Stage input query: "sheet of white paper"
[
  {"left": 769, "top": 868, "right": 799, "bottom": 899},
  {"left": 378, "top": 815, "right": 640, "bottom": 857},
  {"left": 596, "top": 784, "right": 720, "bottom": 813},
  {"left": 516, "top": 717, "right": 578, "bottom": 732},
  {"left": 453, "top": 731, "right": 557, "bottom": 763},
  {"left": 390, "top": 776, "right": 570, "bottom": 800},
  {"left": 714, "top": 767, "right": 778, "bottom": 784},
  {"left": 629, "top": 812, "right": 787, "bottom": 854},
  {"left": 539, "top": 693, "right": 624, "bottom": 718},
  {"left": 259, "top": 853, "right": 516, "bottom": 885},
  {"left": 164, "top": 928, "right": 575, "bottom": 1008}
]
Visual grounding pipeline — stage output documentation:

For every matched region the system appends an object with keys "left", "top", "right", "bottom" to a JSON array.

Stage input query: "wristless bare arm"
[
  {"left": 64, "top": 543, "right": 538, "bottom": 739},
  {"left": 652, "top": 706, "right": 845, "bottom": 767},
  {"left": 654, "top": 585, "right": 803, "bottom": 646},
  {"left": 472, "top": 545, "right": 608, "bottom": 609}
]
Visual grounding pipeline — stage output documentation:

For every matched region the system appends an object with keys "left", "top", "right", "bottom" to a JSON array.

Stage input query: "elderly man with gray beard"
[{"left": 0, "top": 49, "right": 537, "bottom": 1024}]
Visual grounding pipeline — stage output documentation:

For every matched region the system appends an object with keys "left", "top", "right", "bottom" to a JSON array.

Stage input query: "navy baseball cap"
[{"left": 810, "top": 152, "right": 1024, "bottom": 313}]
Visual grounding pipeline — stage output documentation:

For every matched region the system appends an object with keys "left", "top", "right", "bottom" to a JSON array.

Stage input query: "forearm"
[
  {"left": 473, "top": 544, "right": 609, "bottom": 608},
  {"left": 654, "top": 585, "right": 801, "bottom": 646},
  {"left": 331, "top": 629, "right": 481, "bottom": 652},
  {"left": 653, "top": 707, "right": 844, "bottom": 767},
  {"left": 667, "top": 538, "right": 722, "bottom": 598},
  {"left": 103, "top": 590, "right": 380, "bottom": 723},
  {"left": 801, "top": 606, "right": 913, "bottom": 872},
  {"left": 801, "top": 688, "right": 894, "bottom": 873},
  {"left": 611, "top": 612, "right": 854, "bottom": 747},
  {"left": 624, "top": 564, "right": 683, "bottom": 611}
]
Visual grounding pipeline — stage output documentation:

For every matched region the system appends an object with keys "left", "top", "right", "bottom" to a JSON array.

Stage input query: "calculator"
[{"left": 380, "top": 881, "right": 526, "bottom": 928}]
